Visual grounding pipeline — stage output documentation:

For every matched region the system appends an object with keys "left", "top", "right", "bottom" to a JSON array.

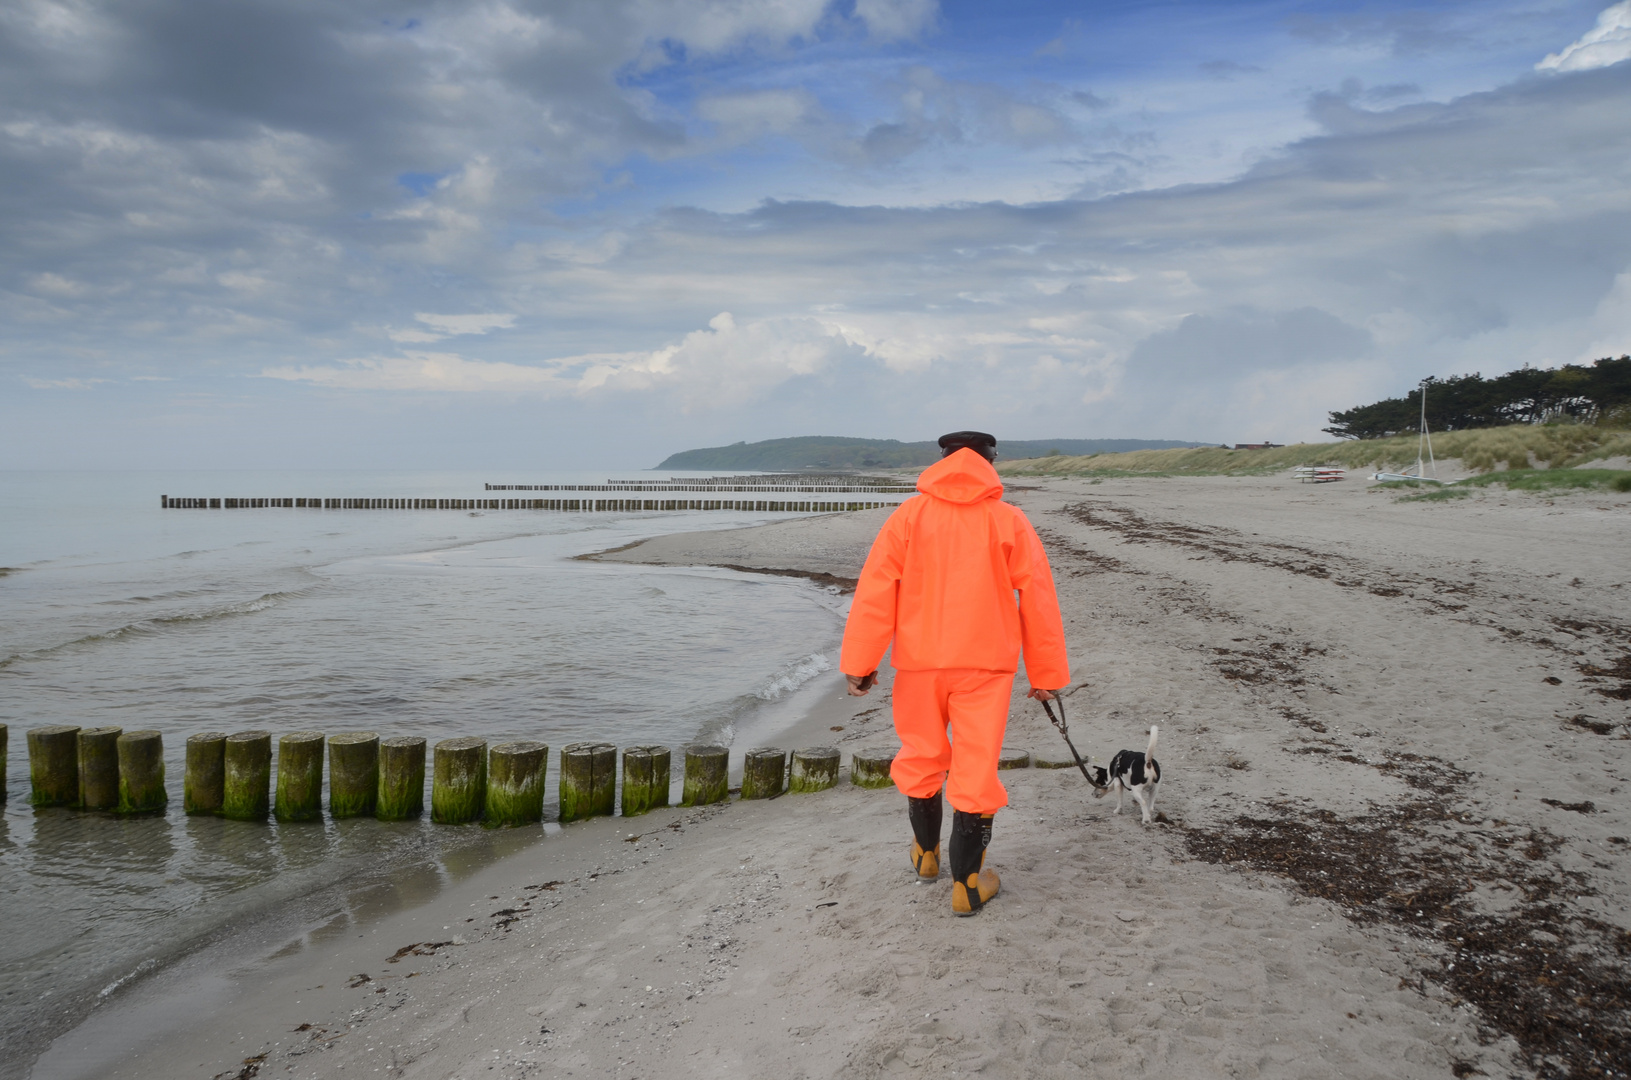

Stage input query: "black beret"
[{"left": 937, "top": 430, "right": 997, "bottom": 459}]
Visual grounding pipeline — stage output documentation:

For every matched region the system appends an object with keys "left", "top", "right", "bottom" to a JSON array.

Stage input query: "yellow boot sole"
[
  {"left": 952, "top": 869, "right": 1000, "bottom": 915},
  {"left": 910, "top": 841, "right": 940, "bottom": 879}
]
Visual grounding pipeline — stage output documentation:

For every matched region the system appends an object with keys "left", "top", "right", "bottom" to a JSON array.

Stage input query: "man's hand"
[
  {"left": 1027, "top": 687, "right": 1059, "bottom": 702},
  {"left": 847, "top": 672, "right": 877, "bottom": 696}
]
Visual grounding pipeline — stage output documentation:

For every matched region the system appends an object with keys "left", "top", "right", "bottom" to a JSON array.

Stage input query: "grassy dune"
[{"left": 997, "top": 424, "right": 1631, "bottom": 478}]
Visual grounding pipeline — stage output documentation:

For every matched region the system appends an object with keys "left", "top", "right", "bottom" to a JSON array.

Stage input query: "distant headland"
[{"left": 657, "top": 435, "right": 1208, "bottom": 471}]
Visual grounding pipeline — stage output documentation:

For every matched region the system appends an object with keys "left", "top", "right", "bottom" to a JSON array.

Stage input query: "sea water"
[{"left": 0, "top": 470, "right": 860, "bottom": 1074}]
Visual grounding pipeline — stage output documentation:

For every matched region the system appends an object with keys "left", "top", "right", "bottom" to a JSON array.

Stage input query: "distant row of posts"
[
  {"left": 159, "top": 496, "right": 900, "bottom": 513},
  {"left": 483, "top": 482, "right": 916, "bottom": 494},
  {"left": 1, "top": 724, "right": 910, "bottom": 825}
]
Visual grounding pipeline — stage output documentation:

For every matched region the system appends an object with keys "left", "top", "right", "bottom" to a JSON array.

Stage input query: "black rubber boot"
[
  {"left": 907, "top": 790, "right": 943, "bottom": 878},
  {"left": 950, "top": 810, "right": 999, "bottom": 915}
]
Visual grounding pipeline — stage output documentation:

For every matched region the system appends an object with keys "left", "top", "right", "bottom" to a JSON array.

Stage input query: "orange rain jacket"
[{"left": 840, "top": 448, "right": 1070, "bottom": 689}]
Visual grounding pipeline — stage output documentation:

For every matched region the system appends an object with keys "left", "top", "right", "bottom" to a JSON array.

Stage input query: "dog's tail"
[{"left": 1145, "top": 725, "right": 1159, "bottom": 765}]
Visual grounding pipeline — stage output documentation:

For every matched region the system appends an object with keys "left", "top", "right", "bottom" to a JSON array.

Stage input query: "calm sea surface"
[{"left": 0, "top": 470, "right": 860, "bottom": 1074}]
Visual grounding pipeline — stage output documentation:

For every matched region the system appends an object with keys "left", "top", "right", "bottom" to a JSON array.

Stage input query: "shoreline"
[
  {"left": 3, "top": 513, "right": 878, "bottom": 1080},
  {"left": 31, "top": 473, "right": 1631, "bottom": 1079}
]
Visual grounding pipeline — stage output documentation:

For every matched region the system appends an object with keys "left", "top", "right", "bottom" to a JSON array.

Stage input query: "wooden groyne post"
[
  {"left": 559, "top": 742, "right": 616, "bottom": 823},
  {"left": 741, "top": 747, "right": 786, "bottom": 799},
  {"left": 620, "top": 745, "right": 671, "bottom": 816},
  {"left": 486, "top": 741, "right": 548, "bottom": 827},
  {"left": 681, "top": 745, "right": 729, "bottom": 806},
  {"left": 432, "top": 737, "right": 487, "bottom": 824},
  {"left": 328, "top": 732, "right": 379, "bottom": 819},
  {"left": 185, "top": 733, "right": 227, "bottom": 814},
  {"left": 117, "top": 731, "right": 167, "bottom": 814},
  {"left": 789, "top": 747, "right": 840, "bottom": 793},
  {"left": 28, "top": 725, "right": 80, "bottom": 807},
  {"left": 850, "top": 750, "right": 896, "bottom": 789},
  {"left": 377, "top": 736, "right": 426, "bottom": 820},
  {"left": 275, "top": 732, "right": 326, "bottom": 822},
  {"left": 0, "top": 723, "right": 7, "bottom": 803},
  {"left": 77, "top": 726, "right": 123, "bottom": 811},
  {"left": 223, "top": 731, "right": 272, "bottom": 820}
]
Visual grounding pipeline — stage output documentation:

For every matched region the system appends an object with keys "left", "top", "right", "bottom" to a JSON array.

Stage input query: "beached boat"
[{"left": 1371, "top": 378, "right": 1453, "bottom": 484}]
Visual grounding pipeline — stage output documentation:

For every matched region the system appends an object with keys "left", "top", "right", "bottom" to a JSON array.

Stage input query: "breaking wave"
[
  {"left": 755, "top": 652, "right": 832, "bottom": 701},
  {"left": 0, "top": 589, "right": 305, "bottom": 670},
  {"left": 98, "top": 958, "right": 157, "bottom": 1000}
]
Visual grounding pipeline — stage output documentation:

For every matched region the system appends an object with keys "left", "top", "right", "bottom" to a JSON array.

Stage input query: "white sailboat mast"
[{"left": 1415, "top": 378, "right": 1438, "bottom": 479}]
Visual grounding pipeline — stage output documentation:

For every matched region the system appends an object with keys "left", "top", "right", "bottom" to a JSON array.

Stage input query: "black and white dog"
[{"left": 1090, "top": 726, "right": 1161, "bottom": 824}]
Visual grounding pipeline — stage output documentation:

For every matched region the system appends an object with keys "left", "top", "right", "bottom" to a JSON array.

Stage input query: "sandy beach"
[{"left": 39, "top": 471, "right": 1631, "bottom": 1080}]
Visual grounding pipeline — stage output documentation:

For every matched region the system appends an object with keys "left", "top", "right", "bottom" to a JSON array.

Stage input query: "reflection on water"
[{"left": 0, "top": 469, "right": 856, "bottom": 1075}]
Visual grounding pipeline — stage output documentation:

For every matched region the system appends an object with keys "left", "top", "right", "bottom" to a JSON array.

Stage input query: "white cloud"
[
  {"left": 260, "top": 351, "right": 564, "bottom": 393},
  {"left": 1575, "top": 270, "right": 1631, "bottom": 361},
  {"left": 217, "top": 271, "right": 269, "bottom": 293},
  {"left": 386, "top": 328, "right": 447, "bottom": 344},
  {"left": 261, "top": 312, "right": 865, "bottom": 406},
  {"left": 29, "top": 272, "right": 84, "bottom": 297},
  {"left": 697, "top": 88, "right": 823, "bottom": 143},
  {"left": 633, "top": 0, "right": 832, "bottom": 54},
  {"left": 413, "top": 313, "right": 516, "bottom": 335},
  {"left": 1538, "top": 2, "right": 1631, "bottom": 72},
  {"left": 582, "top": 311, "right": 860, "bottom": 406},
  {"left": 853, "top": 0, "right": 938, "bottom": 41},
  {"left": 23, "top": 375, "right": 105, "bottom": 389}
]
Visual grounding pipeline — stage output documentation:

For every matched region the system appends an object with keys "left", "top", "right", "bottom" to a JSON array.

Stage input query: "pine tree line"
[{"left": 1324, "top": 355, "right": 1631, "bottom": 440}]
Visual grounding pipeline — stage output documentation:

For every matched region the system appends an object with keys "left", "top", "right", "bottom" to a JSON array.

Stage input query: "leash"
[{"left": 1040, "top": 693, "right": 1108, "bottom": 791}]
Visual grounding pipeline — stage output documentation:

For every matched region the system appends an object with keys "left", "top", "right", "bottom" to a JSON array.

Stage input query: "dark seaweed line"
[{"left": 1067, "top": 500, "right": 1631, "bottom": 708}]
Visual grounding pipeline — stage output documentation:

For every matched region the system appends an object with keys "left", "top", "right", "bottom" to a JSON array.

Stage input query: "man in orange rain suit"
[{"left": 841, "top": 431, "right": 1070, "bottom": 915}]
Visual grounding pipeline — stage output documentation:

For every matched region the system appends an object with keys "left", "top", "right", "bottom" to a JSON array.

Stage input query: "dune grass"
[
  {"left": 997, "top": 423, "right": 1631, "bottom": 478},
  {"left": 1456, "top": 468, "right": 1631, "bottom": 492},
  {"left": 1394, "top": 487, "right": 1473, "bottom": 503},
  {"left": 1371, "top": 469, "right": 1631, "bottom": 500}
]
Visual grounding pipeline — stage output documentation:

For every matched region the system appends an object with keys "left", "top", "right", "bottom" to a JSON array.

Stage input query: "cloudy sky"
[{"left": 3, "top": 0, "right": 1629, "bottom": 469}]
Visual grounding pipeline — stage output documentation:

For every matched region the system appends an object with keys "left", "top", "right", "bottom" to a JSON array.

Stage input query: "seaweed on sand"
[{"left": 1182, "top": 786, "right": 1631, "bottom": 1080}]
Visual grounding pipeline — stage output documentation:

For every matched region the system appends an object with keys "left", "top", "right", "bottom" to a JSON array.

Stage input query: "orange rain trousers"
[{"left": 890, "top": 668, "right": 1016, "bottom": 814}]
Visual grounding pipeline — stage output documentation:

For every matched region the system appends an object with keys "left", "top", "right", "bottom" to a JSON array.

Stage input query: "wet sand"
[{"left": 42, "top": 472, "right": 1631, "bottom": 1080}]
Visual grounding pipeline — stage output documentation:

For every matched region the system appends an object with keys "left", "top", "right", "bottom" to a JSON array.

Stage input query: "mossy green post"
[
  {"left": 681, "top": 744, "right": 729, "bottom": 807},
  {"left": 77, "top": 726, "right": 123, "bottom": 811},
  {"left": 431, "top": 737, "right": 487, "bottom": 824},
  {"left": 274, "top": 731, "right": 325, "bottom": 822},
  {"left": 27, "top": 725, "right": 80, "bottom": 807},
  {"left": 486, "top": 741, "right": 547, "bottom": 827},
  {"left": 740, "top": 747, "right": 785, "bottom": 799},
  {"left": 116, "top": 730, "right": 167, "bottom": 814},
  {"left": 222, "top": 731, "right": 272, "bottom": 820},
  {"left": 559, "top": 742, "right": 616, "bottom": 823},
  {"left": 850, "top": 749, "right": 896, "bottom": 789},
  {"left": 789, "top": 747, "right": 840, "bottom": 793},
  {"left": 0, "top": 723, "right": 7, "bottom": 803},
  {"left": 184, "top": 733, "right": 227, "bottom": 814},
  {"left": 620, "top": 745, "right": 671, "bottom": 816},
  {"left": 377, "top": 735, "right": 426, "bottom": 821},
  {"left": 328, "top": 732, "right": 379, "bottom": 819}
]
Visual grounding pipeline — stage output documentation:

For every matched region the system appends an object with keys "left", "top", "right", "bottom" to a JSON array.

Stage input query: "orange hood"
[{"left": 916, "top": 448, "right": 1004, "bottom": 505}]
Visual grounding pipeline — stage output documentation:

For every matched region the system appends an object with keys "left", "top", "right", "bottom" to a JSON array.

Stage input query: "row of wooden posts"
[
  {"left": 1, "top": 724, "right": 901, "bottom": 825},
  {"left": 483, "top": 483, "right": 917, "bottom": 494},
  {"left": 158, "top": 496, "right": 902, "bottom": 513}
]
